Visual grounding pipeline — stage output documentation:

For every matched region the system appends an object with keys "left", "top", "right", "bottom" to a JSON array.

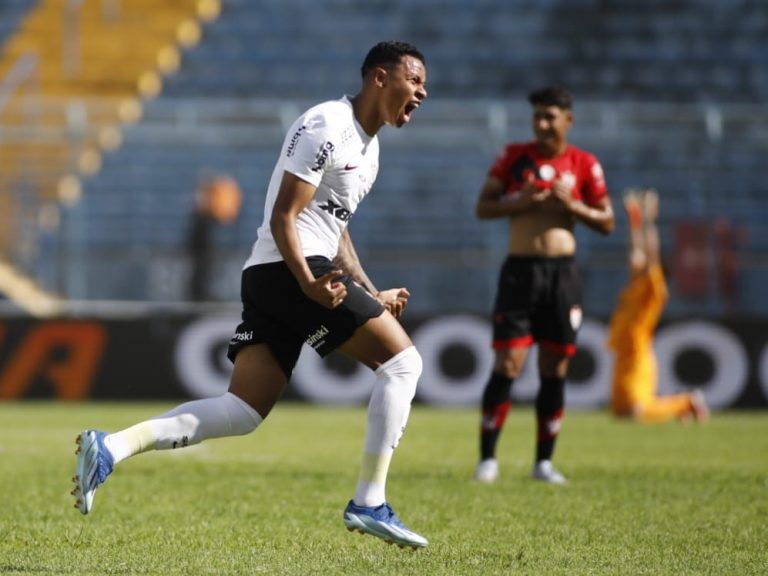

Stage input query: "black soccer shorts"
[
  {"left": 491, "top": 255, "right": 582, "bottom": 357},
  {"left": 227, "top": 256, "right": 385, "bottom": 377}
]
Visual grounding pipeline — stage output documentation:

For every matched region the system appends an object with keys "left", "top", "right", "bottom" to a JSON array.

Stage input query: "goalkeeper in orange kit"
[{"left": 607, "top": 189, "right": 709, "bottom": 422}]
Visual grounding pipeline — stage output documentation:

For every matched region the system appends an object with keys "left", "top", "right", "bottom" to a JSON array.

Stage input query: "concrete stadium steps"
[
  {"left": 0, "top": 0, "right": 213, "bottom": 218},
  {"left": 0, "top": 0, "right": 207, "bottom": 96},
  {"left": 0, "top": 0, "right": 220, "bottom": 306}
]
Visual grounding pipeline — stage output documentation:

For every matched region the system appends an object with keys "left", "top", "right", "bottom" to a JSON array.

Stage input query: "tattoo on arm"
[{"left": 334, "top": 233, "right": 378, "bottom": 294}]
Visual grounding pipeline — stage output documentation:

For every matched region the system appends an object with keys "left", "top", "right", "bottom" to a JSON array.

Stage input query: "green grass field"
[{"left": 0, "top": 402, "right": 766, "bottom": 575}]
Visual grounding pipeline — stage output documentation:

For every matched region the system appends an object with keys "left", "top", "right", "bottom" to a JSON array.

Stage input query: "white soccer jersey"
[{"left": 244, "top": 96, "right": 380, "bottom": 267}]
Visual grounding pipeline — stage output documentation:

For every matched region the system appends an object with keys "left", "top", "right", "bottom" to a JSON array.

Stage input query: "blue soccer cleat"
[
  {"left": 343, "top": 500, "right": 428, "bottom": 549},
  {"left": 72, "top": 429, "right": 114, "bottom": 515}
]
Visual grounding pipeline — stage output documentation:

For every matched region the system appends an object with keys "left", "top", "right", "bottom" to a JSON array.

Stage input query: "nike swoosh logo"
[{"left": 344, "top": 164, "right": 358, "bottom": 171}]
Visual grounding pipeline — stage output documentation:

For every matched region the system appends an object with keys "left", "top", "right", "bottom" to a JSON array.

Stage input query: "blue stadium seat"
[{"left": 63, "top": 0, "right": 767, "bottom": 312}]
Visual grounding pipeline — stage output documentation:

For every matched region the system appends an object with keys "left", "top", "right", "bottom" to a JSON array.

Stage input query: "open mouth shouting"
[{"left": 399, "top": 100, "right": 421, "bottom": 125}]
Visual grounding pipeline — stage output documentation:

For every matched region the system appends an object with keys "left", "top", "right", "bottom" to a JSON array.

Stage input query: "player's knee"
[
  {"left": 376, "top": 345, "right": 422, "bottom": 397},
  {"left": 401, "top": 346, "right": 423, "bottom": 381},
  {"left": 497, "top": 363, "right": 519, "bottom": 379},
  {"left": 223, "top": 392, "right": 264, "bottom": 435},
  {"left": 494, "top": 350, "right": 524, "bottom": 379}
]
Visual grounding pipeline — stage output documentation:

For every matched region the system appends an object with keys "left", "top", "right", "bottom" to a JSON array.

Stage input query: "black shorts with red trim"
[
  {"left": 491, "top": 255, "right": 582, "bottom": 357},
  {"left": 226, "top": 256, "right": 385, "bottom": 377}
]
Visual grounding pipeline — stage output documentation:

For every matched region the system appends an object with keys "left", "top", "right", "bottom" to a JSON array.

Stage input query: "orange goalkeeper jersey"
[{"left": 607, "top": 265, "right": 668, "bottom": 413}]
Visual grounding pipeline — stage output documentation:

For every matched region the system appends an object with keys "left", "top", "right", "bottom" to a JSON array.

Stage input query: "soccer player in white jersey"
[{"left": 72, "top": 41, "right": 429, "bottom": 549}]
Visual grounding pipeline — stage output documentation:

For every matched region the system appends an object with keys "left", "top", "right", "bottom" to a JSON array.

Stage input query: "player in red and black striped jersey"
[{"left": 473, "top": 86, "right": 615, "bottom": 484}]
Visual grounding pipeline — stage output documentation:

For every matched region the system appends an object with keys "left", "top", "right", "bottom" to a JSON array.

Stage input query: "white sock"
[
  {"left": 353, "top": 346, "right": 421, "bottom": 506},
  {"left": 105, "top": 392, "right": 263, "bottom": 464}
]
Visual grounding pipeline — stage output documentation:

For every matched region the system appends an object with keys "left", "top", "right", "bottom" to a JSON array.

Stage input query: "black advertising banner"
[
  {"left": 0, "top": 316, "right": 189, "bottom": 400},
  {"left": 1, "top": 312, "right": 767, "bottom": 409}
]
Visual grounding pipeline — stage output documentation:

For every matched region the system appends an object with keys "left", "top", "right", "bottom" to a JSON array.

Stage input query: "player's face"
[
  {"left": 381, "top": 56, "right": 427, "bottom": 128},
  {"left": 532, "top": 105, "right": 572, "bottom": 153}
]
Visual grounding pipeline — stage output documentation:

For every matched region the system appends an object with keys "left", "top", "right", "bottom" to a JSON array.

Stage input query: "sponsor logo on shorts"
[
  {"left": 306, "top": 324, "right": 329, "bottom": 349},
  {"left": 231, "top": 330, "right": 254, "bottom": 343},
  {"left": 570, "top": 306, "right": 583, "bottom": 331}
]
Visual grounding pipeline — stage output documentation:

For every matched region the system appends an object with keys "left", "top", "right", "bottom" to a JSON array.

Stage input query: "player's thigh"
[
  {"left": 338, "top": 311, "right": 413, "bottom": 370},
  {"left": 492, "top": 257, "right": 535, "bottom": 347},
  {"left": 535, "top": 259, "right": 581, "bottom": 374},
  {"left": 228, "top": 343, "right": 289, "bottom": 417}
]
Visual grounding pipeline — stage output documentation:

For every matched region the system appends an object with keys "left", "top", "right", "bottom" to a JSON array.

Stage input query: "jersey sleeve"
[
  {"left": 579, "top": 154, "right": 608, "bottom": 206},
  {"left": 488, "top": 144, "right": 518, "bottom": 182},
  {"left": 283, "top": 113, "right": 338, "bottom": 188}
]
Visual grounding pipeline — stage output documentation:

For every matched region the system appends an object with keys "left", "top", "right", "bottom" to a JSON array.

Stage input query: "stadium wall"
[{"left": 0, "top": 312, "right": 766, "bottom": 410}]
